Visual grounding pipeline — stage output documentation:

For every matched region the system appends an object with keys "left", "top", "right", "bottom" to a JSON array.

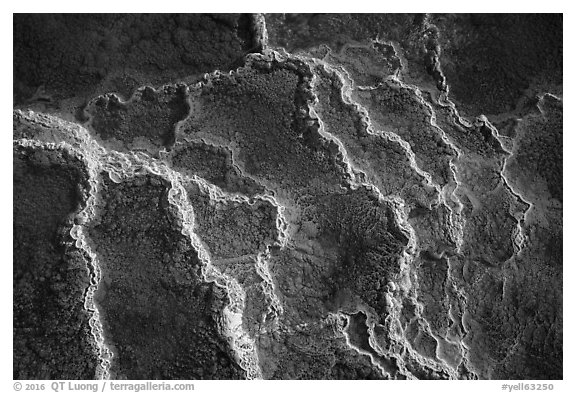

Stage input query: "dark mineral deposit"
[{"left": 13, "top": 13, "right": 562, "bottom": 380}]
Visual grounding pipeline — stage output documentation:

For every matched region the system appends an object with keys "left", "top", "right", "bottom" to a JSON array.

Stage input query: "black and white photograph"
[{"left": 7, "top": 5, "right": 570, "bottom": 391}]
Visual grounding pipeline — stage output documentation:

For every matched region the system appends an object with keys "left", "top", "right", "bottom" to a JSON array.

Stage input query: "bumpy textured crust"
[{"left": 13, "top": 13, "right": 562, "bottom": 380}]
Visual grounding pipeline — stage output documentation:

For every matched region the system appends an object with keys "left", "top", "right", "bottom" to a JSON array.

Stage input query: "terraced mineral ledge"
[{"left": 13, "top": 13, "right": 562, "bottom": 380}]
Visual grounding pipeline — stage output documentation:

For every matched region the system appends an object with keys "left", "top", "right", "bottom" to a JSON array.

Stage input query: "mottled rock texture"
[{"left": 13, "top": 13, "right": 562, "bottom": 380}]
